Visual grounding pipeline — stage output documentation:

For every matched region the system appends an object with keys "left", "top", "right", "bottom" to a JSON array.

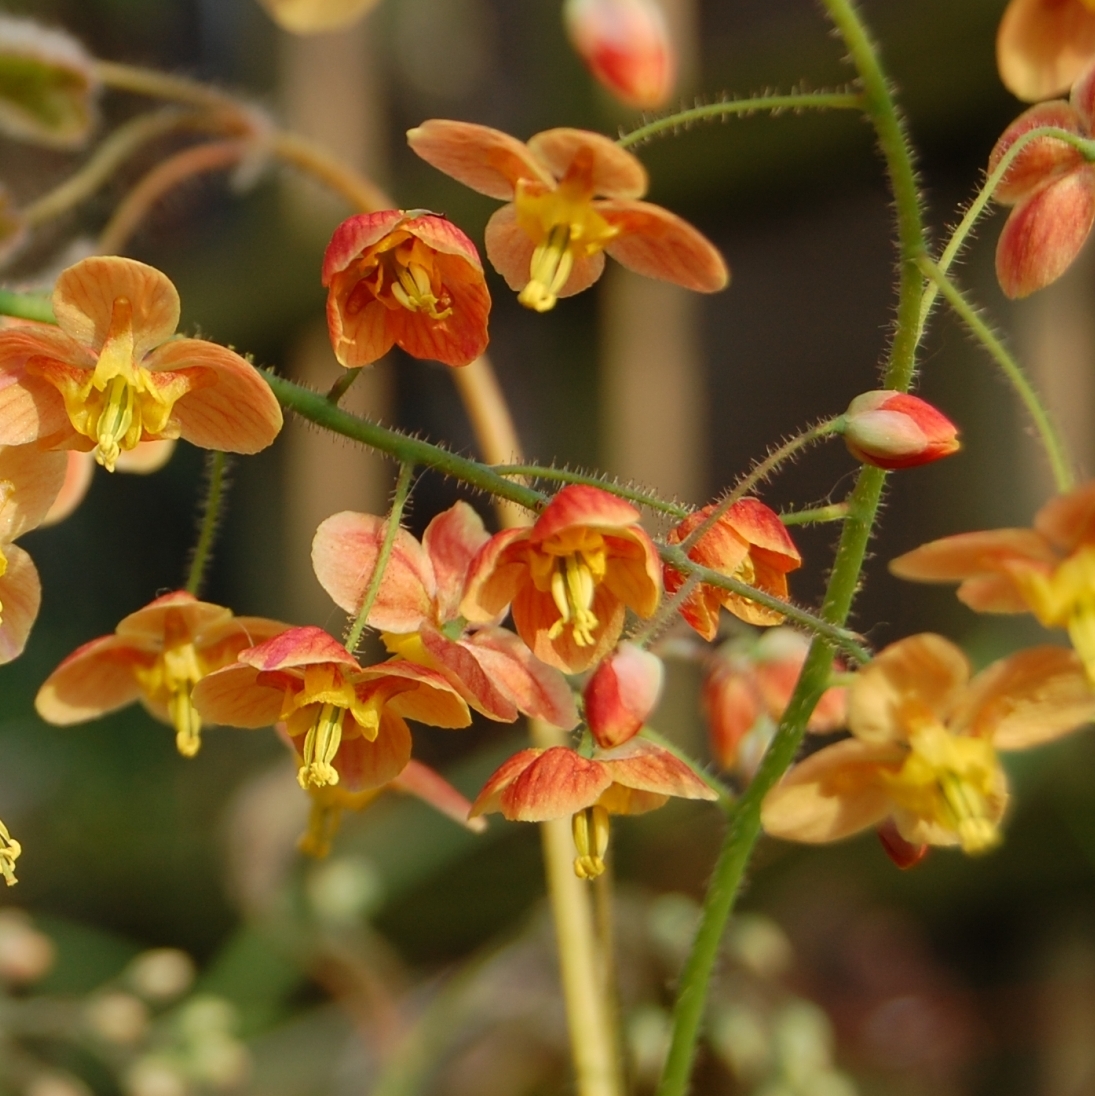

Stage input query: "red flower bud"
[
  {"left": 563, "top": 0, "right": 676, "bottom": 109},
  {"left": 842, "top": 391, "right": 960, "bottom": 470},
  {"left": 584, "top": 642, "right": 664, "bottom": 749}
]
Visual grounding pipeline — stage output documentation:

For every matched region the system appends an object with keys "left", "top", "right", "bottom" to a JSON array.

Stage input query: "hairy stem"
[{"left": 185, "top": 450, "right": 230, "bottom": 596}]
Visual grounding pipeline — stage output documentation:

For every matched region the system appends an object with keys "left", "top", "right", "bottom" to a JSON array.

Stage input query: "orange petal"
[
  {"left": 239, "top": 625, "right": 359, "bottom": 673},
  {"left": 418, "top": 627, "right": 520, "bottom": 722},
  {"left": 114, "top": 592, "right": 231, "bottom": 646},
  {"left": 601, "top": 530, "right": 662, "bottom": 618},
  {"left": 191, "top": 661, "right": 284, "bottom": 728},
  {"left": 387, "top": 263, "right": 491, "bottom": 368},
  {"left": 0, "top": 544, "right": 39, "bottom": 664},
  {"left": 422, "top": 501, "right": 490, "bottom": 621},
  {"left": 989, "top": 101, "right": 1086, "bottom": 205},
  {"left": 41, "top": 450, "right": 94, "bottom": 527},
  {"left": 363, "top": 660, "right": 471, "bottom": 729},
  {"left": 0, "top": 445, "right": 67, "bottom": 540},
  {"left": 600, "top": 200, "right": 729, "bottom": 292},
  {"left": 996, "top": 169, "right": 1095, "bottom": 298},
  {"left": 312, "top": 511, "right": 436, "bottom": 630},
  {"left": 334, "top": 712, "right": 412, "bottom": 791},
  {"left": 997, "top": 0, "right": 1095, "bottom": 102},
  {"left": 514, "top": 579, "right": 625, "bottom": 674},
  {"left": 35, "top": 632, "right": 149, "bottom": 724},
  {"left": 53, "top": 256, "right": 179, "bottom": 357},
  {"left": 597, "top": 740, "right": 717, "bottom": 802},
  {"left": 0, "top": 327, "right": 80, "bottom": 445},
  {"left": 407, "top": 120, "right": 553, "bottom": 200},
  {"left": 761, "top": 738, "right": 903, "bottom": 843},
  {"left": 526, "top": 128, "right": 648, "bottom": 198},
  {"left": 114, "top": 438, "right": 176, "bottom": 473},
  {"left": 1034, "top": 479, "right": 1095, "bottom": 550},
  {"left": 327, "top": 296, "right": 396, "bottom": 369},
  {"left": 460, "top": 527, "right": 531, "bottom": 622},
  {"left": 145, "top": 339, "right": 284, "bottom": 454},
  {"left": 468, "top": 747, "right": 544, "bottom": 816},
  {"left": 532, "top": 484, "right": 641, "bottom": 544},
  {"left": 392, "top": 758, "right": 486, "bottom": 833},
  {"left": 495, "top": 746, "right": 613, "bottom": 821},
  {"left": 322, "top": 210, "right": 408, "bottom": 283},
  {"left": 889, "top": 528, "right": 1057, "bottom": 581},
  {"left": 954, "top": 644, "right": 1095, "bottom": 749},
  {"left": 726, "top": 498, "right": 802, "bottom": 567}
]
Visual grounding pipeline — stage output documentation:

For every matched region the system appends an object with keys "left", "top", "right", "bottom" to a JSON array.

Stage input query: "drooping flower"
[
  {"left": 191, "top": 626, "right": 471, "bottom": 792},
  {"left": 461, "top": 485, "right": 662, "bottom": 674},
  {"left": 703, "top": 627, "right": 846, "bottom": 773},
  {"left": 890, "top": 480, "right": 1095, "bottom": 684},
  {"left": 254, "top": 0, "right": 380, "bottom": 33},
  {"left": 583, "top": 641, "right": 664, "bottom": 748},
  {"left": 0, "top": 817, "right": 20, "bottom": 885},
  {"left": 665, "top": 499, "right": 802, "bottom": 641},
  {"left": 841, "top": 390, "right": 960, "bottom": 470},
  {"left": 762, "top": 634, "right": 1095, "bottom": 856},
  {"left": 35, "top": 592, "right": 289, "bottom": 757},
  {"left": 312, "top": 502, "right": 578, "bottom": 727},
  {"left": 987, "top": 67, "right": 1095, "bottom": 297},
  {"left": 563, "top": 0, "right": 676, "bottom": 109},
  {"left": 470, "top": 739, "right": 717, "bottom": 879},
  {"left": 322, "top": 210, "right": 491, "bottom": 369},
  {"left": 0, "top": 256, "right": 283, "bottom": 471},
  {"left": 0, "top": 443, "right": 66, "bottom": 664},
  {"left": 407, "top": 119, "right": 729, "bottom": 312},
  {"left": 997, "top": 0, "right": 1095, "bottom": 103}
]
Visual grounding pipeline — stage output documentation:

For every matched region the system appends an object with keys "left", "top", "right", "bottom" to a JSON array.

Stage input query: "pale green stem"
[
  {"left": 344, "top": 462, "right": 415, "bottom": 653},
  {"left": 918, "top": 256, "right": 1075, "bottom": 492},
  {"left": 185, "top": 450, "right": 230, "bottom": 596},
  {"left": 0, "top": 291, "right": 53, "bottom": 324},
  {"left": 327, "top": 367, "right": 364, "bottom": 404},
  {"left": 494, "top": 464, "right": 690, "bottom": 519},
  {"left": 617, "top": 91, "right": 865, "bottom": 148},
  {"left": 779, "top": 502, "right": 850, "bottom": 525}
]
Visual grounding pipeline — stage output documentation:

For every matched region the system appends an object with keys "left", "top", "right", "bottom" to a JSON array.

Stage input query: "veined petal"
[
  {"left": 526, "top": 128, "right": 648, "bottom": 198},
  {"left": 321, "top": 210, "right": 408, "bottom": 282},
  {"left": 0, "top": 328, "right": 80, "bottom": 445},
  {"left": 407, "top": 214, "right": 487, "bottom": 264},
  {"left": 954, "top": 644, "right": 1095, "bottom": 749},
  {"left": 0, "top": 445, "right": 67, "bottom": 541},
  {"left": 114, "top": 592, "right": 231, "bottom": 645},
  {"left": 601, "top": 529, "right": 662, "bottom": 617},
  {"left": 42, "top": 450, "right": 94, "bottom": 526},
  {"left": 239, "top": 625, "right": 360, "bottom": 673},
  {"left": 997, "top": 0, "right": 1095, "bottom": 102},
  {"left": 848, "top": 634, "right": 971, "bottom": 744},
  {"left": 461, "top": 527, "right": 532, "bottom": 621},
  {"left": 393, "top": 759, "right": 486, "bottom": 833},
  {"left": 328, "top": 298, "right": 396, "bottom": 369},
  {"left": 468, "top": 747, "right": 543, "bottom": 816},
  {"left": 478, "top": 746, "right": 613, "bottom": 821},
  {"left": 600, "top": 200, "right": 729, "bottom": 292},
  {"left": 362, "top": 660, "right": 471, "bottom": 728},
  {"left": 725, "top": 499, "right": 802, "bottom": 567},
  {"left": 530, "top": 484, "right": 641, "bottom": 545},
  {"left": 597, "top": 740, "right": 717, "bottom": 801},
  {"left": 0, "top": 543, "right": 39, "bottom": 664},
  {"left": 312, "top": 511, "right": 436, "bottom": 630},
  {"left": 407, "top": 120, "right": 554, "bottom": 200},
  {"left": 53, "top": 256, "right": 179, "bottom": 357},
  {"left": 190, "top": 661, "right": 284, "bottom": 728},
  {"left": 418, "top": 627, "right": 520, "bottom": 721},
  {"left": 988, "top": 100, "right": 1086, "bottom": 205},
  {"left": 890, "top": 528, "right": 1058, "bottom": 581},
  {"left": 35, "top": 632, "right": 150, "bottom": 723},
  {"left": 955, "top": 572, "right": 1036, "bottom": 614},
  {"left": 761, "top": 738, "right": 903, "bottom": 843},
  {"left": 330, "top": 712, "right": 411, "bottom": 791},
  {"left": 515, "top": 579, "right": 625, "bottom": 673},
  {"left": 387, "top": 264, "right": 491, "bottom": 367},
  {"left": 422, "top": 501, "right": 490, "bottom": 621},
  {"left": 1034, "top": 479, "right": 1095, "bottom": 551}
]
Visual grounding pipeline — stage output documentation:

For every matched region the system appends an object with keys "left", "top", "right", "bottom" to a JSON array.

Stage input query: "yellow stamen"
[
  {"left": 0, "top": 818, "right": 21, "bottom": 886},
  {"left": 547, "top": 554, "right": 600, "bottom": 646},
  {"left": 299, "top": 703, "right": 346, "bottom": 789},
  {"left": 572, "top": 805, "right": 610, "bottom": 879},
  {"left": 389, "top": 259, "right": 453, "bottom": 320},
  {"left": 520, "top": 225, "right": 575, "bottom": 313},
  {"left": 92, "top": 374, "right": 136, "bottom": 471},
  {"left": 134, "top": 614, "right": 206, "bottom": 757}
]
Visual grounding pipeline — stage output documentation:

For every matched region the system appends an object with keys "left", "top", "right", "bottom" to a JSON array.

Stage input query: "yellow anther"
[
  {"left": 92, "top": 374, "right": 136, "bottom": 471},
  {"left": 520, "top": 225, "right": 575, "bottom": 313},
  {"left": 547, "top": 554, "right": 600, "bottom": 645},
  {"left": 390, "top": 259, "right": 452, "bottom": 320},
  {"left": 299, "top": 703, "right": 346, "bottom": 789},
  {"left": 168, "top": 687, "right": 203, "bottom": 759},
  {"left": 572, "top": 805, "right": 610, "bottom": 879},
  {"left": 0, "top": 819, "right": 21, "bottom": 886}
]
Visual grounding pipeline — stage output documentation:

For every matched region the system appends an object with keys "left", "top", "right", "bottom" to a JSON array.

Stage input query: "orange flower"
[
  {"left": 583, "top": 641, "right": 664, "bottom": 748},
  {"left": 997, "top": 0, "right": 1095, "bottom": 102},
  {"left": 890, "top": 480, "right": 1095, "bottom": 684},
  {"left": 191, "top": 625, "right": 471, "bottom": 792},
  {"left": 762, "top": 634, "right": 1095, "bottom": 856},
  {"left": 665, "top": 499, "right": 802, "bottom": 641},
  {"left": 470, "top": 740, "right": 717, "bottom": 878},
  {"left": 461, "top": 485, "right": 662, "bottom": 673},
  {"left": 407, "top": 120, "right": 728, "bottom": 312},
  {"left": 322, "top": 210, "right": 491, "bottom": 369},
  {"left": 0, "top": 256, "right": 283, "bottom": 470},
  {"left": 312, "top": 502, "right": 578, "bottom": 727},
  {"left": 35, "top": 592, "right": 288, "bottom": 757}
]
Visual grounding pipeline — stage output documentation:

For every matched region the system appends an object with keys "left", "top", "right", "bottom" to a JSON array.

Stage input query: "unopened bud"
[
  {"left": 127, "top": 948, "right": 196, "bottom": 1002},
  {"left": 842, "top": 391, "right": 960, "bottom": 470},
  {"left": 563, "top": 0, "right": 676, "bottom": 109},
  {"left": 85, "top": 992, "right": 149, "bottom": 1045},
  {"left": 702, "top": 657, "right": 759, "bottom": 770},
  {"left": 584, "top": 642, "right": 664, "bottom": 748},
  {"left": 876, "top": 818, "right": 929, "bottom": 870},
  {"left": 0, "top": 909, "right": 54, "bottom": 984}
]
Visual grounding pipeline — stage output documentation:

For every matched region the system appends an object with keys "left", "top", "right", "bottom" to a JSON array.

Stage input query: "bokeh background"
[{"left": 3, "top": 1, "right": 1095, "bottom": 1093}]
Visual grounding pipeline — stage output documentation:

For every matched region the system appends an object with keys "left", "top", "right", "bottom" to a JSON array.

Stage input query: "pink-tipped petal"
[
  {"left": 988, "top": 100, "right": 1086, "bottom": 204},
  {"left": 527, "top": 128, "right": 648, "bottom": 198},
  {"left": 600, "top": 200, "right": 729, "bottom": 292},
  {"left": 997, "top": 0, "right": 1095, "bottom": 103},
  {"left": 239, "top": 625, "right": 359, "bottom": 672},
  {"left": 585, "top": 642, "right": 664, "bottom": 748},
  {"left": 367, "top": 660, "right": 472, "bottom": 729},
  {"left": 407, "top": 120, "right": 553, "bottom": 200},
  {"left": 496, "top": 746, "right": 613, "bottom": 821},
  {"left": 191, "top": 661, "right": 284, "bottom": 728},
  {"left": 460, "top": 528, "right": 531, "bottom": 622},
  {"left": 598, "top": 740, "right": 717, "bottom": 801},
  {"left": 114, "top": 593, "right": 230, "bottom": 646},
  {"left": 322, "top": 210, "right": 409, "bottom": 283},
  {"left": 35, "top": 633, "right": 149, "bottom": 724},
  {"left": 531, "top": 484, "right": 641, "bottom": 545},
  {"left": 0, "top": 544, "right": 39, "bottom": 664},
  {"left": 422, "top": 501, "right": 490, "bottom": 621}
]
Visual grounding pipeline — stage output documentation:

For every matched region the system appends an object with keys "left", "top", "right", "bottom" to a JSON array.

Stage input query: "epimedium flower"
[
  {"left": 997, "top": 0, "right": 1095, "bottom": 103},
  {"left": 841, "top": 391, "right": 960, "bottom": 470},
  {"left": 322, "top": 210, "right": 491, "bottom": 369},
  {"left": 583, "top": 641, "right": 664, "bottom": 749},
  {"left": 34, "top": 592, "right": 289, "bottom": 757},
  {"left": 0, "top": 256, "right": 283, "bottom": 471},
  {"left": 311, "top": 502, "right": 579, "bottom": 728},
  {"left": 762, "top": 634, "right": 1095, "bottom": 857},
  {"left": 665, "top": 499, "right": 802, "bottom": 641},
  {"left": 890, "top": 480, "right": 1095, "bottom": 684},
  {"left": 470, "top": 740, "right": 718, "bottom": 879},
  {"left": 460, "top": 484, "right": 662, "bottom": 674},
  {"left": 0, "top": 817, "right": 20, "bottom": 886},
  {"left": 988, "top": 66, "right": 1095, "bottom": 297},
  {"left": 407, "top": 119, "right": 729, "bottom": 312},
  {"left": 191, "top": 626, "right": 471, "bottom": 793}
]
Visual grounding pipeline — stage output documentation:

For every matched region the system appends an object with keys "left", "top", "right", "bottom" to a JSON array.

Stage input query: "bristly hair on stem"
[{"left": 185, "top": 450, "right": 232, "bottom": 597}]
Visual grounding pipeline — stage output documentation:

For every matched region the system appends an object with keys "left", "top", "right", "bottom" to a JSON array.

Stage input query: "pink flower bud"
[
  {"left": 584, "top": 642, "right": 664, "bottom": 749},
  {"left": 563, "top": 0, "right": 676, "bottom": 109},
  {"left": 842, "top": 391, "right": 960, "bottom": 471},
  {"left": 702, "top": 657, "right": 759, "bottom": 770}
]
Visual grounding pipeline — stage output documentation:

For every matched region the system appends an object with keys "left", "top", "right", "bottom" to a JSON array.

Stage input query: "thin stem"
[
  {"left": 345, "top": 462, "right": 415, "bottom": 653},
  {"left": 327, "top": 368, "right": 364, "bottom": 405},
  {"left": 270, "top": 131, "right": 390, "bottom": 212},
  {"left": 185, "top": 450, "right": 230, "bottom": 596},
  {"left": 0, "top": 291, "right": 54, "bottom": 324},
  {"left": 98, "top": 139, "right": 249, "bottom": 254},
  {"left": 95, "top": 60, "right": 244, "bottom": 113},
  {"left": 918, "top": 256, "right": 1075, "bottom": 492},
  {"left": 494, "top": 465, "right": 689, "bottom": 519},
  {"left": 779, "top": 502, "right": 850, "bottom": 525},
  {"left": 617, "top": 91, "right": 865, "bottom": 149}
]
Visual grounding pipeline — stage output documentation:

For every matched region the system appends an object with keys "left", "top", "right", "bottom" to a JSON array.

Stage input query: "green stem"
[
  {"left": 0, "top": 291, "right": 54, "bottom": 324},
  {"left": 327, "top": 367, "right": 364, "bottom": 405},
  {"left": 494, "top": 465, "right": 690, "bottom": 519},
  {"left": 344, "top": 462, "right": 415, "bottom": 653},
  {"left": 918, "top": 257, "right": 1075, "bottom": 492},
  {"left": 779, "top": 502, "right": 850, "bottom": 525},
  {"left": 185, "top": 451, "right": 230, "bottom": 596},
  {"left": 617, "top": 91, "right": 865, "bottom": 149}
]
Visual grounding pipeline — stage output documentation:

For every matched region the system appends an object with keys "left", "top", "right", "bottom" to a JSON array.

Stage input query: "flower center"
[
  {"left": 883, "top": 721, "right": 1004, "bottom": 855},
  {"left": 133, "top": 613, "right": 206, "bottom": 757},
  {"left": 299, "top": 702, "right": 347, "bottom": 790},
  {"left": 0, "top": 818, "right": 20, "bottom": 886},
  {"left": 572, "top": 804, "right": 610, "bottom": 879},
  {"left": 345, "top": 237, "right": 453, "bottom": 321},
  {"left": 547, "top": 553, "right": 600, "bottom": 646}
]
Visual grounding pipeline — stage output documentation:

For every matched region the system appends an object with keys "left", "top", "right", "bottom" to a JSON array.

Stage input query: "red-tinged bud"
[
  {"left": 702, "top": 656, "right": 759, "bottom": 770},
  {"left": 584, "top": 642, "right": 664, "bottom": 749},
  {"left": 842, "top": 391, "right": 960, "bottom": 470},
  {"left": 877, "top": 818, "right": 929, "bottom": 871},
  {"left": 563, "top": 0, "right": 676, "bottom": 109}
]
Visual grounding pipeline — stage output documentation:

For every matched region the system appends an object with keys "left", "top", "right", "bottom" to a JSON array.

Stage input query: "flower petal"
[
  {"left": 363, "top": 660, "right": 471, "bottom": 729},
  {"left": 239, "top": 625, "right": 360, "bottom": 672},
  {"left": 600, "top": 200, "right": 729, "bottom": 292},
  {"left": 988, "top": 100, "right": 1086, "bottom": 205},
  {"left": 761, "top": 738, "right": 903, "bottom": 843},
  {"left": 321, "top": 210, "right": 408, "bottom": 283},
  {"left": 115, "top": 438, "right": 176, "bottom": 473},
  {"left": 387, "top": 262, "right": 491, "bottom": 368},
  {"left": 526, "top": 127, "right": 648, "bottom": 198},
  {"left": 312, "top": 511, "right": 436, "bottom": 630},
  {"left": 997, "top": 0, "right": 1095, "bottom": 102},
  {"left": 114, "top": 592, "right": 232, "bottom": 645},
  {"left": 0, "top": 444, "right": 66, "bottom": 540},
  {"left": 422, "top": 501, "right": 490, "bottom": 621},
  {"left": 407, "top": 119, "right": 553, "bottom": 200},
  {"left": 335, "top": 712, "right": 412, "bottom": 791},
  {"left": 191, "top": 661, "right": 284, "bottom": 728},
  {"left": 42, "top": 450, "right": 93, "bottom": 526},
  {"left": 597, "top": 740, "right": 717, "bottom": 801},
  {"left": 393, "top": 759, "right": 486, "bottom": 833},
  {"left": 531, "top": 484, "right": 641, "bottom": 544},
  {"left": 35, "top": 632, "right": 150, "bottom": 723},
  {"left": 515, "top": 578, "right": 626, "bottom": 674},
  {"left": 1034, "top": 479, "right": 1095, "bottom": 551},
  {"left": 0, "top": 543, "right": 39, "bottom": 664},
  {"left": 601, "top": 529, "right": 662, "bottom": 617},
  {"left": 889, "top": 528, "right": 1058, "bottom": 581},
  {"left": 145, "top": 339, "right": 284, "bottom": 454},
  {"left": 492, "top": 746, "right": 613, "bottom": 821},
  {"left": 848, "top": 633, "right": 972, "bottom": 744},
  {"left": 0, "top": 327, "right": 81, "bottom": 445},
  {"left": 461, "top": 527, "right": 531, "bottom": 622}
]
